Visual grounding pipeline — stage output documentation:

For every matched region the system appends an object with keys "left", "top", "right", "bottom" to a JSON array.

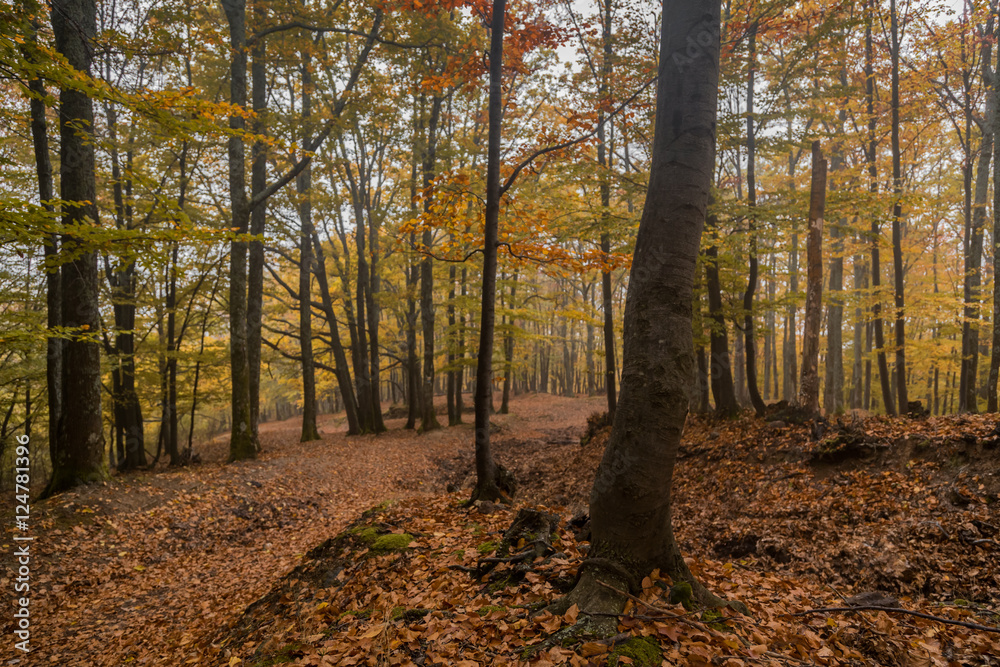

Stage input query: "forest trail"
[{"left": 0, "top": 394, "right": 601, "bottom": 666}]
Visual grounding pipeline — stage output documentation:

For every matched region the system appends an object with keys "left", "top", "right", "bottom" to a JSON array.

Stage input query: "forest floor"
[{"left": 2, "top": 394, "right": 1000, "bottom": 666}]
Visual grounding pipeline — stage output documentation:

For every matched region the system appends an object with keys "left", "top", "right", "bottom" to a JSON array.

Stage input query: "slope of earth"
[
  {"left": 224, "top": 407, "right": 1000, "bottom": 667},
  {"left": 0, "top": 393, "right": 596, "bottom": 666}
]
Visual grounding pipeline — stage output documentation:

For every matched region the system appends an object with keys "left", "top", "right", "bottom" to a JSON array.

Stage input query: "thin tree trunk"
[
  {"left": 247, "top": 34, "right": 267, "bottom": 445},
  {"left": 471, "top": 0, "right": 511, "bottom": 502},
  {"left": 743, "top": 20, "right": 765, "bottom": 416},
  {"left": 312, "top": 233, "right": 361, "bottom": 434},
  {"left": 866, "top": 0, "right": 895, "bottom": 415},
  {"left": 23, "top": 11, "right": 61, "bottom": 477},
  {"left": 963, "top": 10, "right": 995, "bottom": 412},
  {"left": 420, "top": 95, "right": 444, "bottom": 432},
  {"left": 298, "top": 49, "right": 320, "bottom": 442},
  {"left": 705, "top": 211, "right": 738, "bottom": 416},
  {"left": 990, "top": 16, "right": 1000, "bottom": 411},
  {"left": 799, "top": 141, "right": 826, "bottom": 414},
  {"left": 889, "top": 0, "right": 908, "bottom": 414}
]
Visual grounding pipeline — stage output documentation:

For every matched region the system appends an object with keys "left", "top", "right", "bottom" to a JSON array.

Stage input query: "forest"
[{"left": 2, "top": 0, "right": 1000, "bottom": 665}]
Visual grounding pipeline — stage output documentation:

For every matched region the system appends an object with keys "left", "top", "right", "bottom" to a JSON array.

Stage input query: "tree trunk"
[
  {"left": 825, "top": 65, "right": 849, "bottom": 415},
  {"left": 471, "top": 0, "right": 511, "bottom": 503},
  {"left": 705, "top": 212, "right": 738, "bottom": 416},
  {"left": 501, "top": 274, "right": 518, "bottom": 414},
  {"left": 420, "top": 95, "right": 444, "bottom": 432},
  {"left": 990, "top": 16, "right": 1000, "bottom": 411},
  {"left": 598, "top": 0, "right": 617, "bottom": 419},
  {"left": 962, "top": 13, "right": 995, "bottom": 412},
  {"left": 799, "top": 141, "right": 826, "bottom": 414},
  {"left": 865, "top": 0, "right": 895, "bottom": 415},
  {"left": 742, "top": 20, "right": 765, "bottom": 417},
  {"left": 45, "top": 0, "right": 108, "bottom": 496},
  {"left": 554, "top": 0, "right": 727, "bottom": 620},
  {"left": 312, "top": 233, "right": 361, "bottom": 435},
  {"left": 23, "top": 12, "right": 62, "bottom": 478},
  {"left": 247, "top": 34, "right": 268, "bottom": 445},
  {"left": 889, "top": 0, "right": 908, "bottom": 414},
  {"left": 298, "top": 49, "right": 320, "bottom": 442},
  {"left": 222, "top": 0, "right": 258, "bottom": 460}
]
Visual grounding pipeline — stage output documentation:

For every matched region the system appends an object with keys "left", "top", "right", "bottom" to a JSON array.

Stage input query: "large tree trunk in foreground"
[
  {"left": 552, "top": 0, "right": 729, "bottom": 624},
  {"left": 799, "top": 142, "right": 826, "bottom": 414},
  {"left": 45, "top": 0, "right": 108, "bottom": 496}
]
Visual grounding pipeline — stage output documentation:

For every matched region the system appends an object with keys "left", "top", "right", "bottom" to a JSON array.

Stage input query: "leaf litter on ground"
[{"left": 3, "top": 395, "right": 1000, "bottom": 666}]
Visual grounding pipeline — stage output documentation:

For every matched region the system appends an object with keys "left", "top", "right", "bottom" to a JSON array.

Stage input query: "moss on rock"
[
  {"left": 607, "top": 637, "right": 663, "bottom": 667},
  {"left": 370, "top": 533, "right": 413, "bottom": 553}
]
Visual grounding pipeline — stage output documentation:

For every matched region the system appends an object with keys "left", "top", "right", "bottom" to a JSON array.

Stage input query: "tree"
[
  {"left": 551, "top": 0, "right": 729, "bottom": 621},
  {"left": 742, "top": 18, "right": 765, "bottom": 417},
  {"left": 44, "top": 0, "right": 108, "bottom": 496},
  {"left": 799, "top": 141, "right": 826, "bottom": 414},
  {"left": 865, "top": 0, "right": 895, "bottom": 415},
  {"left": 470, "top": 0, "right": 510, "bottom": 503},
  {"left": 889, "top": 0, "right": 909, "bottom": 414}
]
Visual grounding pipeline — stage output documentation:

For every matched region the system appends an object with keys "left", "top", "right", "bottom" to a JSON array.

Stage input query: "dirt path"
[{"left": 0, "top": 393, "right": 600, "bottom": 666}]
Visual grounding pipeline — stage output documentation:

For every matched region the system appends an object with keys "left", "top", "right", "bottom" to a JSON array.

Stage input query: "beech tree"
[
  {"left": 552, "top": 0, "right": 730, "bottom": 621},
  {"left": 44, "top": 0, "right": 108, "bottom": 496}
]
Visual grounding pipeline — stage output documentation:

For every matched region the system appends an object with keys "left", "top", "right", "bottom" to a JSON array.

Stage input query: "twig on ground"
[{"left": 785, "top": 606, "right": 1000, "bottom": 633}]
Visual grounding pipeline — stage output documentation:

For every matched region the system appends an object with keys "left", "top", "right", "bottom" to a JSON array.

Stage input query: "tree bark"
[
  {"left": 705, "top": 212, "right": 738, "bottom": 416},
  {"left": 45, "top": 0, "right": 108, "bottom": 496},
  {"left": 221, "top": 0, "right": 258, "bottom": 460},
  {"left": 598, "top": 0, "right": 617, "bottom": 419},
  {"left": 554, "top": 0, "right": 727, "bottom": 621},
  {"left": 889, "top": 0, "right": 908, "bottom": 414},
  {"left": 312, "top": 233, "right": 361, "bottom": 434},
  {"left": 471, "top": 0, "right": 511, "bottom": 503},
  {"left": 962, "top": 10, "right": 995, "bottom": 412},
  {"left": 865, "top": 0, "right": 895, "bottom": 415},
  {"left": 247, "top": 33, "right": 268, "bottom": 445},
  {"left": 990, "top": 16, "right": 1000, "bottom": 412},
  {"left": 298, "top": 49, "right": 320, "bottom": 442},
  {"left": 742, "top": 20, "right": 765, "bottom": 417},
  {"left": 419, "top": 95, "right": 444, "bottom": 432},
  {"left": 22, "top": 10, "right": 62, "bottom": 479},
  {"left": 799, "top": 141, "right": 826, "bottom": 414}
]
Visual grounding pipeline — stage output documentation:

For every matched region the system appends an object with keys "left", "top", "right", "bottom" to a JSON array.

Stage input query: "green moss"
[
  {"left": 370, "top": 533, "right": 413, "bottom": 553},
  {"left": 607, "top": 637, "right": 663, "bottom": 667},
  {"left": 669, "top": 581, "right": 694, "bottom": 610},
  {"left": 487, "top": 574, "right": 513, "bottom": 593},
  {"left": 337, "top": 608, "right": 372, "bottom": 620},
  {"left": 350, "top": 526, "right": 380, "bottom": 544},
  {"left": 701, "top": 608, "right": 729, "bottom": 631},
  {"left": 477, "top": 540, "right": 498, "bottom": 554},
  {"left": 361, "top": 501, "right": 391, "bottom": 518},
  {"left": 477, "top": 605, "right": 507, "bottom": 617}
]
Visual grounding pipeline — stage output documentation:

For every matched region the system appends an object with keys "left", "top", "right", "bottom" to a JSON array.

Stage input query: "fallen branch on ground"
[{"left": 785, "top": 606, "right": 1000, "bottom": 633}]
